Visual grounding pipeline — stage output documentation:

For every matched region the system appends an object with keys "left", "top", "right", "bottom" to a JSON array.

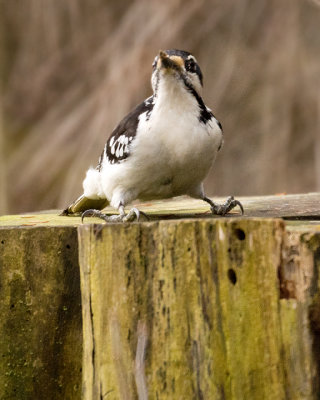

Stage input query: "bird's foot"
[
  {"left": 204, "top": 196, "right": 244, "bottom": 216},
  {"left": 81, "top": 208, "right": 148, "bottom": 223}
]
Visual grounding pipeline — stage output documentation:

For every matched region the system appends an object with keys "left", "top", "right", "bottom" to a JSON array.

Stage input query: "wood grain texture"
[
  {"left": 0, "top": 226, "right": 82, "bottom": 399},
  {"left": 78, "top": 218, "right": 320, "bottom": 399},
  {"left": 0, "top": 193, "right": 320, "bottom": 399}
]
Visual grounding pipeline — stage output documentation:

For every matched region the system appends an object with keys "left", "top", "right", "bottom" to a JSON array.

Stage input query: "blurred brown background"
[{"left": 0, "top": 0, "right": 319, "bottom": 214}]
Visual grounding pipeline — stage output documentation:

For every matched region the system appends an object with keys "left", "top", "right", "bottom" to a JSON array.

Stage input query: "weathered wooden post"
[
  {"left": 77, "top": 212, "right": 320, "bottom": 399},
  {"left": 0, "top": 193, "right": 320, "bottom": 399}
]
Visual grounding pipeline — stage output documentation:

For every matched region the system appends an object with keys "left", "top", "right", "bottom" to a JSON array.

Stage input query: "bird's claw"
[
  {"left": 122, "top": 207, "right": 140, "bottom": 222},
  {"left": 210, "top": 196, "right": 244, "bottom": 216},
  {"left": 81, "top": 208, "right": 149, "bottom": 223},
  {"left": 122, "top": 208, "right": 149, "bottom": 222},
  {"left": 81, "top": 209, "right": 109, "bottom": 223}
]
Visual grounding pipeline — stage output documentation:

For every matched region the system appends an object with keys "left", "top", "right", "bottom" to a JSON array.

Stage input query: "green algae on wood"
[
  {"left": 0, "top": 226, "right": 82, "bottom": 399},
  {"left": 1, "top": 193, "right": 320, "bottom": 399},
  {"left": 78, "top": 218, "right": 313, "bottom": 399}
]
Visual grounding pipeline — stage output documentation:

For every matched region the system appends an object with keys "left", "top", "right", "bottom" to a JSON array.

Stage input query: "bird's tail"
[{"left": 60, "top": 194, "right": 109, "bottom": 216}]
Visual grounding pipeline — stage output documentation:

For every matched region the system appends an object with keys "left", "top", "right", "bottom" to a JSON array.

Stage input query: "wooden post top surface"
[{"left": 0, "top": 192, "right": 320, "bottom": 229}]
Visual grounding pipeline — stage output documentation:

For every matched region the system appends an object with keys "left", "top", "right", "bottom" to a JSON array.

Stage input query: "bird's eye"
[{"left": 185, "top": 59, "right": 196, "bottom": 72}]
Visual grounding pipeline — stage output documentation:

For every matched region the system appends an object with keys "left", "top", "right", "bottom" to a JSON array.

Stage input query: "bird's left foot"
[
  {"left": 81, "top": 208, "right": 148, "bottom": 223},
  {"left": 203, "top": 196, "right": 244, "bottom": 216}
]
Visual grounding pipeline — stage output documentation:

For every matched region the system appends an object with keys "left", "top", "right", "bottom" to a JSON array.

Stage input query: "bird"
[{"left": 61, "top": 49, "right": 243, "bottom": 222}]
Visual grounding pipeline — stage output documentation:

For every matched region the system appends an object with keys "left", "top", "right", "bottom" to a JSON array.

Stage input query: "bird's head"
[{"left": 151, "top": 49, "right": 203, "bottom": 96}]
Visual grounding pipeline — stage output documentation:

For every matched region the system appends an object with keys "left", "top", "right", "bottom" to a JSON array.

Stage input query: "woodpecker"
[{"left": 61, "top": 49, "right": 243, "bottom": 222}]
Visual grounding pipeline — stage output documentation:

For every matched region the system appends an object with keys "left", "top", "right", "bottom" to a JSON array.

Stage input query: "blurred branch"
[
  {"left": 0, "top": 8, "right": 8, "bottom": 215},
  {"left": 316, "top": 98, "right": 320, "bottom": 191},
  {"left": 308, "top": 0, "right": 320, "bottom": 7},
  {"left": 0, "top": 101, "right": 7, "bottom": 215}
]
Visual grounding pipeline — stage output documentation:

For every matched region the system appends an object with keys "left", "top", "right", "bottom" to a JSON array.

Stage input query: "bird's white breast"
[{"left": 99, "top": 78, "right": 222, "bottom": 207}]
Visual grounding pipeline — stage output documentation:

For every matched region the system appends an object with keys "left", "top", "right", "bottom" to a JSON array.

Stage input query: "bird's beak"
[{"left": 158, "top": 50, "right": 184, "bottom": 72}]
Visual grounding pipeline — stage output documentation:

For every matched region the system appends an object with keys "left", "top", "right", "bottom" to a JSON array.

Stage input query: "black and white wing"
[{"left": 97, "top": 96, "right": 154, "bottom": 170}]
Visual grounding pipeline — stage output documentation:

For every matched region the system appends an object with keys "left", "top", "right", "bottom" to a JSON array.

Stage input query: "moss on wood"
[
  {"left": 78, "top": 218, "right": 320, "bottom": 399},
  {"left": 0, "top": 226, "right": 82, "bottom": 399},
  {"left": 0, "top": 193, "right": 320, "bottom": 399}
]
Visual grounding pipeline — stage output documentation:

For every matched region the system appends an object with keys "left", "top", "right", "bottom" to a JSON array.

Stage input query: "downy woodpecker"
[{"left": 62, "top": 49, "right": 243, "bottom": 221}]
